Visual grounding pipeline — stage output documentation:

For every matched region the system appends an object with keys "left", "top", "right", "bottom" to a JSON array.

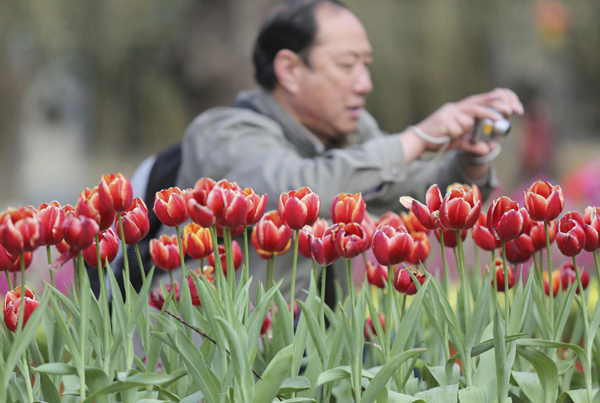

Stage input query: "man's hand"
[{"left": 411, "top": 88, "right": 524, "bottom": 153}]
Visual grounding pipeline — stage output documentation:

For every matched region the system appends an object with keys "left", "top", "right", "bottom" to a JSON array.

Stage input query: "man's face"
[{"left": 292, "top": 6, "right": 373, "bottom": 140}]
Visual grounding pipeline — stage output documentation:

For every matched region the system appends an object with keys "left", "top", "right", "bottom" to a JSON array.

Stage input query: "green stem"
[
  {"left": 243, "top": 226, "right": 250, "bottom": 323},
  {"left": 346, "top": 258, "right": 355, "bottom": 307},
  {"left": 117, "top": 213, "right": 131, "bottom": 305},
  {"left": 320, "top": 265, "right": 327, "bottom": 334},
  {"left": 386, "top": 265, "right": 394, "bottom": 353},
  {"left": 46, "top": 245, "right": 55, "bottom": 288},
  {"left": 401, "top": 293, "right": 407, "bottom": 318},
  {"left": 572, "top": 257, "right": 591, "bottom": 364},
  {"left": 5, "top": 270, "right": 12, "bottom": 290},
  {"left": 224, "top": 228, "right": 235, "bottom": 296},
  {"left": 73, "top": 256, "right": 80, "bottom": 297},
  {"left": 134, "top": 244, "right": 146, "bottom": 282},
  {"left": 77, "top": 251, "right": 87, "bottom": 400},
  {"left": 134, "top": 245, "right": 152, "bottom": 398},
  {"left": 501, "top": 243, "right": 510, "bottom": 327},
  {"left": 210, "top": 226, "right": 224, "bottom": 299},
  {"left": 456, "top": 231, "right": 470, "bottom": 329},
  {"left": 439, "top": 229, "right": 450, "bottom": 296},
  {"left": 22, "top": 354, "right": 34, "bottom": 402},
  {"left": 95, "top": 234, "right": 111, "bottom": 375},
  {"left": 267, "top": 256, "right": 274, "bottom": 291},
  {"left": 544, "top": 221, "right": 554, "bottom": 335},
  {"left": 290, "top": 229, "right": 300, "bottom": 314},
  {"left": 17, "top": 254, "right": 26, "bottom": 335},
  {"left": 594, "top": 250, "right": 600, "bottom": 298},
  {"left": 175, "top": 225, "right": 186, "bottom": 279}
]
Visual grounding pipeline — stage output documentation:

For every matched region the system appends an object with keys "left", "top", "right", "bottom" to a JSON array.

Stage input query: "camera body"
[{"left": 468, "top": 109, "right": 511, "bottom": 143}]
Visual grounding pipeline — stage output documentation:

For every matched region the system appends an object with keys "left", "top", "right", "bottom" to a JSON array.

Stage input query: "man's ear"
[{"left": 273, "top": 49, "right": 304, "bottom": 94}]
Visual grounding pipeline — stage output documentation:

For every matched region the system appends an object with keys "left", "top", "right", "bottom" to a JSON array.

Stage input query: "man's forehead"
[{"left": 312, "top": 4, "right": 372, "bottom": 54}]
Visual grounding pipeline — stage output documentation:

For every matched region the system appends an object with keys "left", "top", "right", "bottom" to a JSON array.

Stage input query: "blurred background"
[{"left": 0, "top": 0, "right": 598, "bottom": 209}]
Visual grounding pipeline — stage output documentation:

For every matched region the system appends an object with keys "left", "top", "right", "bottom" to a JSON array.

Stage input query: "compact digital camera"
[{"left": 468, "top": 109, "right": 511, "bottom": 143}]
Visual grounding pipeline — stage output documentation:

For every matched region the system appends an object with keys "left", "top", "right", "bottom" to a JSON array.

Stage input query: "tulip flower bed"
[{"left": 2, "top": 175, "right": 600, "bottom": 403}]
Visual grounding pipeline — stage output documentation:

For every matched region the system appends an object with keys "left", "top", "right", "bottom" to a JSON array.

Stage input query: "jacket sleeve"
[{"left": 178, "top": 108, "right": 498, "bottom": 215}]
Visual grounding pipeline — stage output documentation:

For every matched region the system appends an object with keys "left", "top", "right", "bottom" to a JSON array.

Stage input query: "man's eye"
[{"left": 339, "top": 63, "right": 355, "bottom": 70}]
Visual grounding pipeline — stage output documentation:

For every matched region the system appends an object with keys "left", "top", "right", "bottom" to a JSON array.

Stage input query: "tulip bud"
[
  {"left": 150, "top": 234, "right": 185, "bottom": 271},
  {"left": 252, "top": 211, "right": 293, "bottom": 256},
  {"left": 3, "top": 286, "right": 40, "bottom": 333},
  {"left": 406, "top": 231, "right": 431, "bottom": 265},
  {"left": 98, "top": 173, "right": 134, "bottom": 214},
  {"left": 252, "top": 225, "right": 292, "bottom": 260},
  {"left": 400, "top": 185, "right": 444, "bottom": 230},
  {"left": 544, "top": 270, "right": 561, "bottom": 297},
  {"left": 439, "top": 184, "right": 481, "bottom": 231},
  {"left": 154, "top": 188, "right": 189, "bottom": 227},
  {"left": 0, "top": 245, "right": 32, "bottom": 273},
  {"left": 76, "top": 187, "right": 116, "bottom": 231},
  {"left": 526, "top": 220, "right": 556, "bottom": 252},
  {"left": 559, "top": 262, "right": 589, "bottom": 294},
  {"left": 400, "top": 210, "right": 430, "bottom": 234},
  {"left": 298, "top": 219, "right": 328, "bottom": 258},
  {"left": 149, "top": 281, "right": 180, "bottom": 310},
  {"left": 376, "top": 211, "right": 405, "bottom": 230},
  {"left": 37, "top": 201, "right": 65, "bottom": 246},
  {"left": 278, "top": 187, "right": 321, "bottom": 230},
  {"left": 62, "top": 213, "right": 100, "bottom": 251},
  {"left": 487, "top": 196, "right": 530, "bottom": 242},
  {"left": 556, "top": 212, "right": 586, "bottom": 257},
  {"left": 331, "top": 222, "right": 369, "bottom": 259},
  {"left": 488, "top": 258, "right": 515, "bottom": 292},
  {"left": 208, "top": 242, "right": 243, "bottom": 275},
  {"left": 366, "top": 261, "right": 388, "bottom": 288},
  {"left": 81, "top": 228, "right": 120, "bottom": 268},
  {"left": 0, "top": 207, "right": 41, "bottom": 256},
  {"left": 310, "top": 231, "right": 340, "bottom": 267},
  {"left": 524, "top": 180, "right": 564, "bottom": 222},
  {"left": 372, "top": 225, "right": 414, "bottom": 266},
  {"left": 434, "top": 227, "right": 467, "bottom": 248},
  {"left": 472, "top": 213, "right": 501, "bottom": 251},
  {"left": 394, "top": 268, "right": 426, "bottom": 295},
  {"left": 364, "top": 313, "right": 385, "bottom": 340},
  {"left": 207, "top": 186, "right": 248, "bottom": 229},
  {"left": 189, "top": 266, "right": 216, "bottom": 306},
  {"left": 505, "top": 234, "right": 534, "bottom": 264},
  {"left": 185, "top": 186, "right": 216, "bottom": 228},
  {"left": 583, "top": 207, "right": 600, "bottom": 252},
  {"left": 361, "top": 212, "right": 376, "bottom": 248},
  {"left": 244, "top": 188, "right": 268, "bottom": 226},
  {"left": 183, "top": 223, "right": 214, "bottom": 260},
  {"left": 260, "top": 310, "right": 272, "bottom": 336},
  {"left": 330, "top": 193, "right": 365, "bottom": 224},
  {"left": 121, "top": 198, "right": 150, "bottom": 245}
]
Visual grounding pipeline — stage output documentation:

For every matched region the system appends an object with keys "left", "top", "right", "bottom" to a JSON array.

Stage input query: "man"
[{"left": 168, "top": 0, "right": 523, "bottom": 300}]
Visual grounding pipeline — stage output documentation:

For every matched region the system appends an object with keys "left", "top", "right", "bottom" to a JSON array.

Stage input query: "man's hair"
[{"left": 253, "top": 0, "right": 347, "bottom": 91}]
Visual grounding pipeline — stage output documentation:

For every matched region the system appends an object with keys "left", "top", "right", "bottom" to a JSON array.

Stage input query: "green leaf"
[
  {"left": 251, "top": 344, "right": 295, "bottom": 403},
  {"left": 317, "top": 366, "right": 375, "bottom": 386},
  {"left": 556, "top": 388, "right": 600, "bottom": 403},
  {"left": 512, "top": 371, "right": 543, "bottom": 403},
  {"left": 415, "top": 384, "right": 458, "bottom": 402},
  {"left": 391, "top": 278, "right": 429, "bottom": 356},
  {"left": 297, "top": 299, "right": 328, "bottom": 369},
  {"left": 127, "top": 266, "right": 155, "bottom": 338},
  {"left": 179, "top": 390, "right": 204, "bottom": 403},
  {"left": 465, "top": 268, "right": 492, "bottom": 351},
  {"left": 424, "top": 364, "right": 459, "bottom": 387},
  {"left": 457, "top": 386, "right": 488, "bottom": 403},
  {"left": 35, "top": 363, "right": 78, "bottom": 376},
  {"left": 553, "top": 280, "right": 577, "bottom": 342},
  {"left": 39, "top": 372, "right": 61, "bottom": 403},
  {"left": 494, "top": 308, "right": 509, "bottom": 403},
  {"left": 388, "top": 390, "right": 426, "bottom": 403},
  {"left": 361, "top": 348, "right": 428, "bottom": 403},
  {"left": 279, "top": 376, "right": 311, "bottom": 394},
  {"left": 516, "top": 346, "right": 558, "bottom": 403},
  {"left": 215, "top": 316, "right": 253, "bottom": 393}
]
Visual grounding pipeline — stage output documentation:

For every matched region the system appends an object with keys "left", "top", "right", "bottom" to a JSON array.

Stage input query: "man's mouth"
[{"left": 347, "top": 107, "right": 363, "bottom": 119}]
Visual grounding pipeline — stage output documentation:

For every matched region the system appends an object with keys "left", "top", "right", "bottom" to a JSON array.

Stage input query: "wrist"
[{"left": 398, "top": 129, "right": 427, "bottom": 163}]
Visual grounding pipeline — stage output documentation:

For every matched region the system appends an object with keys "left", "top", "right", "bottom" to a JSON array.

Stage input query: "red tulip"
[
  {"left": 376, "top": 212, "right": 405, "bottom": 231},
  {"left": 189, "top": 266, "right": 216, "bottom": 306},
  {"left": 260, "top": 310, "right": 272, "bottom": 336},
  {"left": 149, "top": 281, "right": 180, "bottom": 310},
  {"left": 366, "top": 261, "right": 388, "bottom": 288},
  {"left": 472, "top": 213, "right": 501, "bottom": 251},
  {"left": 487, "top": 196, "right": 530, "bottom": 242},
  {"left": 208, "top": 242, "right": 243, "bottom": 275},
  {"left": 583, "top": 206, "right": 600, "bottom": 252},
  {"left": 0, "top": 245, "right": 32, "bottom": 273},
  {"left": 331, "top": 222, "right": 369, "bottom": 259},
  {"left": 52, "top": 239, "right": 77, "bottom": 269},
  {"left": 215, "top": 179, "right": 242, "bottom": 192},
  {"left": 330, "top": 193, "right": 365, "bottom": 224},
  {"left": 182, "top": 223, "right": 213, "bottom": 260},
  {"left": 400, "top": 185, "right": 444, "bottom": 230},
  {"left": 81, "top": 228, "right": 120, "bottom": 268},
  {"left": 505, "top": 234, "right": 534, "bottom": 264},
  {"left": 556, "top": 212, "right": 586, "bottom": 257},
  {"left": 526, "top": 220, "right": 557, "bottom": 252},
  {"left": 185, "top": 179, "right": 217, "bottom": 228},
  {"left": 3, "top": 286, "right": 40, "bottom": 333},
  {"left": 361, "top": 212, "right": 376, "bottom": 248},
  {"left": 559, "top": 262, "right": 589, "bottom": 294},
  {"left": 524, "top": 180, "right": 564, "bottom": 222},
  {"left": 401, "top": 211, "right": 429, "bottom": 234},
  {"left": 278, "top": 187, "right": 321, "bottom": 230},
  {"left": 298, "top": 219, "right": 329, "bottom": 258},
  {"left": 434, "top": 227, "right": 467, "bottom": 248},
  {"left": 207, "top": 185, "right": 248, "bottom": 229},
  {"left": 310, "top": 228, "right": 340, "bottom": 266},
  {"left": 98, "top": 173, "right": 133, "bottom": 214},
  {"left": 121, "top": 198, "right": 150, "bottom": 245},
  {"left": 372, "top": 225, "right": 414, "bottom": 266},
  {"left": 150, "top": 234, "right": 184, "bottom": 271},
  {"left": 544, "top": 270, "right": 561, "bottom": 297},
  {"left": 154, "top": 188, "right": 188, "bottom": 227},
  {"left": 406, "top": 231, "right": 431, "bottom": 265},
  {"left": 62, "top": 213, "right": 99, "bottom": 251},
  {"left": 251, "top": 225, "right": 292, "bottom": 260},
  {"left": 243, "top": 188, "right": 268, "bottom": 226},
  {"left": 37, "top": 201, "right": 65, "bottom": 246},
  {"left": 488, "top": 258, "right": 515, "bottom": 292},
  {"left": 364, "top": 313, "right": 385, "bottom": 340},
  {"left": 252, "top": 211, "right": 293, "bottom": 254},
  {"left": 394, "top": 268, "right": 426, "bottom": 295},
  {"left": 0, "top": 207, "right": 41, "bottom": 256},
  {"left": 76, "top": 187, "right": 116, "bottom": 231},
  {"left": 439, "top": 184, "right": 481, "bottom": 231}
]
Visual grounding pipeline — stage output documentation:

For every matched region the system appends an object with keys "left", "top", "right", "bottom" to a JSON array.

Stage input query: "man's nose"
[{"left": 354, "top": 65, "right": 373, "bottom": 95}]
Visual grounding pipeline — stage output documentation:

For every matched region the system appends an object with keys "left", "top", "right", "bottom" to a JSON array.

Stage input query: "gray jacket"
[{"left": 170, "top": 89, "right": 497, "bottom": 300}]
